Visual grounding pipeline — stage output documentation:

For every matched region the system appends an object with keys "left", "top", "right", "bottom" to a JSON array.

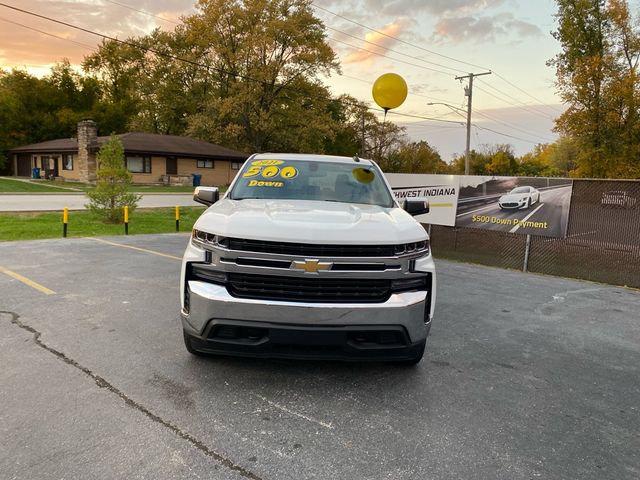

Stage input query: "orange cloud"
[
  {"left": 0, "top": 0, "right": 193, "bottom": 74},
  {"left": 342, "top": 21, "right": 405, "bottom": 64}
]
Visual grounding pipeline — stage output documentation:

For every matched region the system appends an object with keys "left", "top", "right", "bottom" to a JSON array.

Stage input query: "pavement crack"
[{"left": 1, "top": 311, "right": 263, "bottom": 480}]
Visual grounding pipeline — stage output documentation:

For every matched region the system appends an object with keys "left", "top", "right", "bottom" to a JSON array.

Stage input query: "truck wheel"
[
  {"left": 399, "top": 341, "right": 426, "bottom": 366},
  {"left": 183, "top": 330, "right": 206, "bottom": 356}
]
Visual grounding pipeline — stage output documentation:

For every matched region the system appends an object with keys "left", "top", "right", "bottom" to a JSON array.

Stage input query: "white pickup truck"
[{"left": 180, "top": 153, "right": 436, "bottom": 364}]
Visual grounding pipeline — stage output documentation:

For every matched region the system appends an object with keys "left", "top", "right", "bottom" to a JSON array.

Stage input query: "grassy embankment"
[
  {"left": 0, "top": 207, "right": 206, "bottom": 241},
  {"left": 0, "top": 178, "right": 197, "bottom": 193}
]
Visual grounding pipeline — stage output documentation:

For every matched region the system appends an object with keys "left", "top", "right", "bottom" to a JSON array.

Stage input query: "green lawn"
[
  {"left": 0, "top": 178, "right": 209, "bottom": 193},
  {"left": 0, "top": 178, "right": 81, "bottom": 192},
  {"left": 0, "top": 207, "right": 206, "bottom": 241}
]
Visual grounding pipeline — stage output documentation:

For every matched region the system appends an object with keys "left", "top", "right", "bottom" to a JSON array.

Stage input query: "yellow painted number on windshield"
[
  {"left": 280, "top": 166, "right": 298, "bottom": 179},
  {"left": 243, "top": 165, "right": 262, "bottom": 177},
  {"left": 252, "top": 160, "right": 284, "bottom": 166},
  {"left": 261, "top": 166, "right": 279, "bottom": 178}
]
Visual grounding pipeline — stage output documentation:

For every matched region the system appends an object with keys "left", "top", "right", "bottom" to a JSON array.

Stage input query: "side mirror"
[
  {"left": 404, "top": 198, "right": 429, "bottom": 216},
  {"left": 193, "top": 186, "right": 219, "bottom": 206}
]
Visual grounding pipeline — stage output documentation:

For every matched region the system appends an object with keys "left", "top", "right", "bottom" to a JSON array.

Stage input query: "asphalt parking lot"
[{"left": 1, "top": 234, "right": 639, "bottom": 480}]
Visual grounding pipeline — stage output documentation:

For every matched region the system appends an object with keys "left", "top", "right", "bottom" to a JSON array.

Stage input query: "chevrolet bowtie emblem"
[{"left": 291, "top": 259, "right": 333, "bottom": 274}]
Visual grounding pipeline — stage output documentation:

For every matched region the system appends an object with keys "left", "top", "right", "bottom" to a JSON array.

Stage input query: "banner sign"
[
  {"left": 385, "top": 173, "right": 460, "bottom": 226},
  {"left": 455, "top": 176, "right": 574, "bottom": 238}
]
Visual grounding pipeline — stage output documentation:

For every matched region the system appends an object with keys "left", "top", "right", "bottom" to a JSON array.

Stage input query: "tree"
[
  {"left": 323, "top": 95, "right": 384, "bottom": 157},
  {"left": 0, "top": 62, "right": 123, "bottom": 173},
  {"left": 450, "top": 144, "right": 516, "bottom": 175},
  {"left": 549, "top": 136, "right": 580, "bottom": 175},
  {"left": 518, "top": 144, "right": 560, "bottom": 177},
  {"left": 550, "top": 0, "right": 640, "bottom": 178},
  {"left": 82, "top": 40, "right": 144, "bottom": 134},
  {"left": 183, "top": 0, "right": 339, "bottom": 152},
  {"left": 83, "top": 0, "right": 341, "bottom": 153},
  {"left": 380, "top": 141, "right": 448, "bottom": 173},
  {"left": 323, "top": 96, "right": 363, "bottom": 156},
  {"left": 86, "top": 136, "right": 141, "bottom": 223},
  {"left": 486, "top": 144, "right": 518, "bottom": 175},
  {"left": 517, "top": 139, "right": 580, "bottom": 177}
]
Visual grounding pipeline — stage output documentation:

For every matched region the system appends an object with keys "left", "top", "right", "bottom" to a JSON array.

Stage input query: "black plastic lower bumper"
[{"left": 184, "top": 319, "right": 430, "bottom": 361}]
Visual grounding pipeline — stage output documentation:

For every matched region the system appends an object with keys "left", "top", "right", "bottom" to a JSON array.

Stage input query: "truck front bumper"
[{"left": 181, "top": 281, "right": 431, "bottom": 360}]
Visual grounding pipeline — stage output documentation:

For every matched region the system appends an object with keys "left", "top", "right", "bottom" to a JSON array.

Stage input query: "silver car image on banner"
[{"left": 498, "top": 186, "right": 541, "bottom": 210}]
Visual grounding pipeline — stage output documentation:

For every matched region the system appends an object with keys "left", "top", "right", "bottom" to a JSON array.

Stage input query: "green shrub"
[{"left": 86, "top": 135, "right": 141, "bottom": 223}]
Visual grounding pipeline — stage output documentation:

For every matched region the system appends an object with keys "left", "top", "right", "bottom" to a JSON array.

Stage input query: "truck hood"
[{"left": 194, "top": 198, "right": 427, "bottom": 244}]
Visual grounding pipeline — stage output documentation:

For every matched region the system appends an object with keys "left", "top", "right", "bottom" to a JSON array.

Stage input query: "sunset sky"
[{"left": 0, "top": 0, "right": 621, "bottom": 160}]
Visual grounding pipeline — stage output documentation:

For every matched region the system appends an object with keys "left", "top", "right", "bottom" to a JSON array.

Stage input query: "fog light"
[{"left": 391, "top": 276, "right": 427, "bottom": 292}]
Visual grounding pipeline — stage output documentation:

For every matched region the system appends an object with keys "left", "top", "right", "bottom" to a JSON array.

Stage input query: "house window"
[
  {"left": 63, "top": 154, "right": 73, "bottom": 170},
  {"left": 231, "top": 161, "right": 243, "bottom": 170},
  {"left": 197, "top": 159, "right": 214, "bottom": 169},
  {"left": 41, "top": 156, "right": 50, "bottom": 169},
  {"left": 126, "top": 156, "right": 152, "bottom": 173}
]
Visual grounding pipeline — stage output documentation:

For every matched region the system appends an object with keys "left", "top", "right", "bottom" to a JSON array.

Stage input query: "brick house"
[{"left": 10, "top": 120, "right": 249, "bottom": 185}]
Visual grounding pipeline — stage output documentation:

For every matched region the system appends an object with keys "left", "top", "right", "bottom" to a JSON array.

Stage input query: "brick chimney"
[{"left": 77, "top": 119, "right": 97, "bottom": 183}]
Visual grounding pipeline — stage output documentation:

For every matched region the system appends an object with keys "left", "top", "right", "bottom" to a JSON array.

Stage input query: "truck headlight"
[
  {"left": 192, "top": 229, "right": 229, "bottom": 248},
  {"left": 394, "top": 239, "right": 429, "bottom": 256}
]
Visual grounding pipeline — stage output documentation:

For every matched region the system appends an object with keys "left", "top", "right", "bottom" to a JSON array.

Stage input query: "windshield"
[
  {"left": 510, "top": 187, "right": 531, "bottom": 194},
  {"left": 230, "top": 159, "right": 395, "bottom": 207}
]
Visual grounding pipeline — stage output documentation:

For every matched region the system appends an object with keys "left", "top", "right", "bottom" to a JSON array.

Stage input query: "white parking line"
[
  {"left": 253, "top": 394, "right": 334, "bottom": 430},
  {"left": 509, "top": 203, "right": 545, "bottom": 234},
  {"left": 88, "top": 237, "right": 182, "bottom": 261}
]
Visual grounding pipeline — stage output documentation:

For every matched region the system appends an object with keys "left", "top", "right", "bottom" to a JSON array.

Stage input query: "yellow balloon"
[{"left": 372, "top": 73, "right": 408, "bottom": 111}]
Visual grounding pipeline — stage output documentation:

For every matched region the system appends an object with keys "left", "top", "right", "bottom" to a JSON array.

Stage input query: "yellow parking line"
[
  {"left": 88, "top": 237, "right": 182, "bottom": 261},
  {"left": 0, "top": 266, "right": 56, "bottom": 295}
]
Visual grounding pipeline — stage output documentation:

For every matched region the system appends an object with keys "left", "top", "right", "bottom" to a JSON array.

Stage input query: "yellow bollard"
[
  {"left": 175, "top": 206, "right": 180, "bottom": 232},
  {"left": 63, "top": 207, "right": 68, "bottom": 237},
  {"left": 124, "top": 206, "right": 129, "bottom": 235}
]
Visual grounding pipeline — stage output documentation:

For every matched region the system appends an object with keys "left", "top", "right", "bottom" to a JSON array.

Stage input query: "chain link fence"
[{"left": 430, "top": 179, "right": 640, "bottom": 289}]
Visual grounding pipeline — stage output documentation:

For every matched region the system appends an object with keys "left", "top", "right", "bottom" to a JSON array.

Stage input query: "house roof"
[{"left": 10, "top": 132, "right": 249, "bottom": 160}]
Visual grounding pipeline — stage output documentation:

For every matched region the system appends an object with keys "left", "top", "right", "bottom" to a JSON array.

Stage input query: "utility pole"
[
  {"left": 361, "top": 110, "right": 366, "bottom": 156},
  {"left": 455, "top": 71, "right": 491, "bottom": 175}
]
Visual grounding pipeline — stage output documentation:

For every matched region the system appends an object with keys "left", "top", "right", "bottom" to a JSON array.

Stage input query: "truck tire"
[
  {"left": 399, "top": 341, "right": 426, "bottom": 366},
  {"left": 183, "top": 330, "right": 206, "bottom": 356}
]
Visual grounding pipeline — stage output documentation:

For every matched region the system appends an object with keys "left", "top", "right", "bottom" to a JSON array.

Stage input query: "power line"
[
  {"left": 473, "top": 124, "right": 545, "bottom": 145},
  {"left": 314, "top": 3, "right": 563, "bottom": 121},
  {"left": 404, "top": 124, "right": 465, "bottom": 130},
  {"left": 312, "top": 2, "right": 490, "bottom": 71},
  {"left": 0, "top": 3, "right": 249, "bottom": 80},
  {"left": 337, "top": 72, "right": 554, "bottom": 142},
  {"left": 105, "top": 0, "right": 560, "bottom": 124},
  {"left": 493, "top": 71, "right": 564, "bottom": 114},
  {"left": 325, "top": 24, "right": 464, "bottom": 75},
  {"left": 328, "top": 36, "right": 454, "bottom": 76},
  {"left": 472, "top": 110, "right": 555, "bottom": 143},
  {"left": 0, "top": 16, "right": 96, "bottom": 49},
  {"left": 0, "top": 2, "right": 555, "bottom": 147},
  {"left": 474, "top": 80, "right": 555, "bottom": 120},
  {"left": 334, "top": 72, "right": 463, "bottom": 106},
  {"left": 0, "top": 2, "right": 466, "bottom": 133},
  {"left": 100, "top": 0, "right": 181, "bottom": 25},
  {"left": 366, "top": 104, "right": 467, "bottom": 125}
]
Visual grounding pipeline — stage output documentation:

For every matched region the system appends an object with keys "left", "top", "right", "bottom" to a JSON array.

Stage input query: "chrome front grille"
[
  {"left": 226, "top": 238, "right": 397, "bottom": 257},
  {"left": 227, "top": 272, "right": 392, "bottom": 303}
]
